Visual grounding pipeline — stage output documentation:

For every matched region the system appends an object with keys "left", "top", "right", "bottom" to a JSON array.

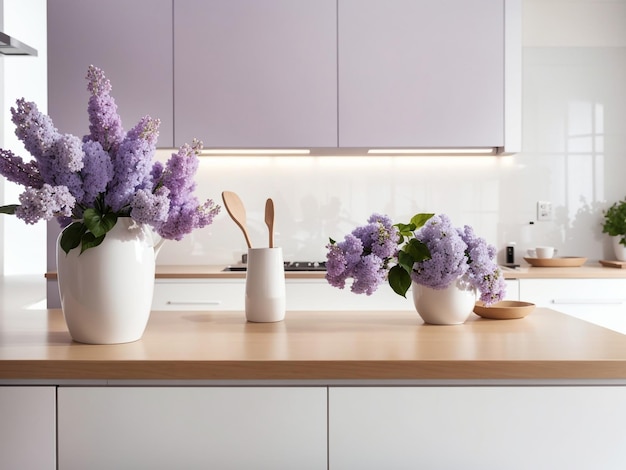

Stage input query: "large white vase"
[
  {"left": 612, "top": 236, "right": 626, "bottom": 262},
  {"left": 56, "top": 217, "right": 163, "bottom": 344},
  {"left": 412, "top": 276, "right": 477, "bottom": 325}
]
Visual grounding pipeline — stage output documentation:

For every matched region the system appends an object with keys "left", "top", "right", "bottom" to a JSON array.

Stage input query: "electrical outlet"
[{"left": 537, "top": 201, "right": 553, "bottom": 221}]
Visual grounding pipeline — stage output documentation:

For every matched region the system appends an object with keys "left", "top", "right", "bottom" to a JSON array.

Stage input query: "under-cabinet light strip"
[
  {"left": 367, "top": 148, "right": 496, "bottom": 155},
  {"left": 199, "top": 149, "right": 311, "bottom": 155}
]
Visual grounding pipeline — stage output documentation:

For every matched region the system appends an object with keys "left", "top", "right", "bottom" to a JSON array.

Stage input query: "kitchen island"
[{"left": 2, "top": 293, "right": 626, "bottom": 469}]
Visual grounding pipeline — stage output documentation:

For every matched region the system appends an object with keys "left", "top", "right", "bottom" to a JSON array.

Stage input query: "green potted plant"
[{"left": 602, "top": 198, "right": 626, "bottom": 261}]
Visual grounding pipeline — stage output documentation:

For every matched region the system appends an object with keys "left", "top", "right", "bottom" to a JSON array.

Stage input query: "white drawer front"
[
  {"left": 153, "top": 280, "right": 245, "bottom": 311},
  {"left": 519, "top": 279, "right": 626, "bottom": 306}
]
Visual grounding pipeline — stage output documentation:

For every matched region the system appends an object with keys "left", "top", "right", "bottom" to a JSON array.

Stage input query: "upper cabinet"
[
  {"left": 47, "top": 0, "right": 520, "bottom": 153},
  {"left": 47, "top": 0, "right": 174, "bottom": 147},
  {"left": 173, "top": 0, "right": 338, "bottom": 149},
  {"left": 338, "top": 0, "right": 514, "bottom": 150}
]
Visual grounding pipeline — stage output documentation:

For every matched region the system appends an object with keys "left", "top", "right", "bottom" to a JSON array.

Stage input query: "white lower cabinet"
[
  {"left": 503, "top": 279, "right": 519, "bottom": 301},
  {"left": 153, "top": 278, "right": 414, "bottom": 311},
  {"left": 519, "top": 279, "right": 626, "bottom": 334},
  {"left": 0, "top": 386, "right": 56, "bottom": 469},
  {"left": 57, "top": 387, "right": 327, "bottom": 470},
  {"left": 328, "top": 386, "right": 626, "bottom": 470}
]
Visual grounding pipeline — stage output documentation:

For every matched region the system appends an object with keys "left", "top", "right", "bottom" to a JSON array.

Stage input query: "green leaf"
[
  {"left": 80, "top": 232, "right": 106, "bottom": 254},
  {"left": 394, "top": 222, "right": 416, "bottom": 238},
  {"left": 83, "top": 208, "right": 118, "bottom": 238},
  {"left": 0, "top": 204, "right": 19, "bottom": 215},
  {"left": 388, "top": 264, "right": 412, "bottom": 297},
  {"left": 397, "top": 250, "right": 415, "bottom": 272},
  {"left": 410, "top": 213, "right": 435, "bottom": 229},
  {"left": 329, "top": 237, "right": 336, "bottom": 245},
  {"left": 404, "top": 238, "right": 431, "bottom": 262},
  {"left": 60, "top": 222, "right": 87, "bottom": 254}
]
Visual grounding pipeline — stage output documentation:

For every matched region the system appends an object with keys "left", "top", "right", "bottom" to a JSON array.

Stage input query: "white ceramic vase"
[
  {"left": 56, "top": 217, "right": 163, "bottom": 344},
  {"left": 612, "top": 236, "right": 626, "bottom": 262},
  {"left": 412, "top": 276, "right": 477, "bottom": 325},
  {"left": 245, "top": 247, "right": 286, "bottom": 322}
]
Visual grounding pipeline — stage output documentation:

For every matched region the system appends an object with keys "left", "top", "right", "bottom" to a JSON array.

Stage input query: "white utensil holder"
[{"left": 245, "top": 247, "right": 286, "bottom": 322}]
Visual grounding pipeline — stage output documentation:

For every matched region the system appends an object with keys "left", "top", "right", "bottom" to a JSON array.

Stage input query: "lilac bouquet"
[
  {"left": 0, "top": 65, "right": 220, "bottom": 254},
  {"left": 326, "top": 213, "right": 506, "bottom": 305}
]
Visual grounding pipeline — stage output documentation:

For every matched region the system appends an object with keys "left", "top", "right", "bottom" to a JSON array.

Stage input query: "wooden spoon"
[
  {"left": 264, "top": 198, "right": 275, "bottom": 248},
  {"left": 221, "top": 191, "right": 252, "bottom": 248}
]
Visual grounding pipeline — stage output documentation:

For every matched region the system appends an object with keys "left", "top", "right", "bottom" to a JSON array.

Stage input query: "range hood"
[{"left": 0, "top": 31, "right": 37, "bottom": 56}]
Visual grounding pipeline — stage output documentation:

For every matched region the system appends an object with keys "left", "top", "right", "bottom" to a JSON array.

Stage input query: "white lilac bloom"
[
  {"left": 130, "top": 187, "right": 170, "bottom": 226},
  {"left": 15, "top": 184, "right": 75, "bottom": 224},
  {"left": 0, "top": 65, "right": 221, "bottom": 254}
]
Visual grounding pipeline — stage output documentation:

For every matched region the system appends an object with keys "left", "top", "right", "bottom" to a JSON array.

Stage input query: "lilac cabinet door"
[
  {"left": 338, "top": 0, "right": 506, "bottom": 149},
  {"left": 48, "top": 0, "right": 174, "bottom": 146},
  {"left": 174, "top": 0, "right": 337, "bottom": 149}
]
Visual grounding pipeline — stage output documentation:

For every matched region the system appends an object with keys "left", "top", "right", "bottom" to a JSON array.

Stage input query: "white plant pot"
[
  {"left": 613, "top": 236, "right": 626, "bottom": 262},
  {"left": 412, "top": 277, "right": 476, "bottom": 325},
  {"left": 56, "top": 218, "right": 162, "bottom": 344},
  {"left": 245, "top": 247, "right": 286, "bottom": 322}
]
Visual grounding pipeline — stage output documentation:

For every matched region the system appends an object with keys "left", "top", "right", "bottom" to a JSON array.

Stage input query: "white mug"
[
  {"left": 535, "top": 246, "right": 555, "bottom": 259},
  {"left": 245, "top": 247, "right": 286, "bottom": 322}
]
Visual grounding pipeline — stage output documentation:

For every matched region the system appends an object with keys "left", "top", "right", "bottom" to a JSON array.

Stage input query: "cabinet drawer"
[
  {"left": 152, "top": 280, "right": 245, "bottom": 311},
  {"left": 519, "top": 279, "right": 626, "bottom": 306}
]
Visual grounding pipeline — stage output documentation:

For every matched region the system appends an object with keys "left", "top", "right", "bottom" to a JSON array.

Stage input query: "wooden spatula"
[
  {"left": 221, "top": 191, "right": 253, "bottom": 248},
  {"left": 264, "top": 198, "right": 275, "bottom": 248}
]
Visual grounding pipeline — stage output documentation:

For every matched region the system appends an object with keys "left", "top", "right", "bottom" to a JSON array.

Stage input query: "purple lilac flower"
[
  {"left": 1, "top": 65, "right": 220, "bottom": 247},
  {"left": 458, "top": 224, "right": 506, "bottom": 304},
  {"left": 85, "top": 65, "right": 126, "bottom": 152},
  {"left": 130, "top": 187, "right": 171, "bottom": 226},
  {"left": 10, "top": 99, "right": 60, "bottom": 162},
  {"left": 0, "top": 149, "right": 43, "bottom": 189},
  {"left": 15, "top": 184, "right": 75, "bottom": 224},
  {"left": 411, "top": 214, "right": 468, "bottom": 289},
  {"left": 351, "top": 253, "right": 387, "bottom": 295},
  {"left": 10, "top": 100, "right": 84, "bottom": 200},
  {"left": 326, "top": 234, "right": 364, "bottom": 289},
  {"left": 80, "top": 140, "right": 113, "bottom": 206},
  {"left": 352, "top": 213, "right": 399, "bottom": 261},
  {"left": 154, "top": 142, "right": 220, "bottom": 240},
  {"left": 325, "top": 215, "right": 398, "bottom": 295},
  {"left": 104, "top": 116, "right": 160, "bottom": 212}
]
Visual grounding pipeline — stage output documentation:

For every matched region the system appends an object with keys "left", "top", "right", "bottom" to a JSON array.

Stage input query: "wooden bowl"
[{"left": 474, "top": 300, "right": 535, "bottom": 320}]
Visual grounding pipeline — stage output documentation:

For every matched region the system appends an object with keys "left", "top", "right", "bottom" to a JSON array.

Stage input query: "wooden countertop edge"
[
  {"left": 44, "top": 264, "right": 626, "bottom": 280},
  {"left": 2, "top": 360, "right": 626, "bottom": 381}
]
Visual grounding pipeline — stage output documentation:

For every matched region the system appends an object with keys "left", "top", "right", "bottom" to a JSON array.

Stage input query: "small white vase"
[
  {"left": 56, "top": 218, "right": 163, "bottom": 344},
  {"left": 412, "top": 277, "right": 477, "bottom": 325},
  {"left": 245, "top": 247, "right": 286, "bottom": 322},
  {"left": 612, "top": 236, "right": 626, "bottom": 262}
]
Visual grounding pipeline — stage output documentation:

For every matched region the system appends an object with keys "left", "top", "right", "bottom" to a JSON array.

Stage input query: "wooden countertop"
[
  {"left": 2, "top": 307, "right": 626, "bottom": 381},
  {"left": 44, "top": 263, "right": 626, "bottom": 281}
]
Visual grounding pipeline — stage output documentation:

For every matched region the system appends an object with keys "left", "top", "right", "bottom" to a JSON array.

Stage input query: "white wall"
[
  {"left": 10, "top": 0, "right": 626, "bottom": 275},
  {"left": 0, "top": 0, "right": 47, "bottom": 275}
]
